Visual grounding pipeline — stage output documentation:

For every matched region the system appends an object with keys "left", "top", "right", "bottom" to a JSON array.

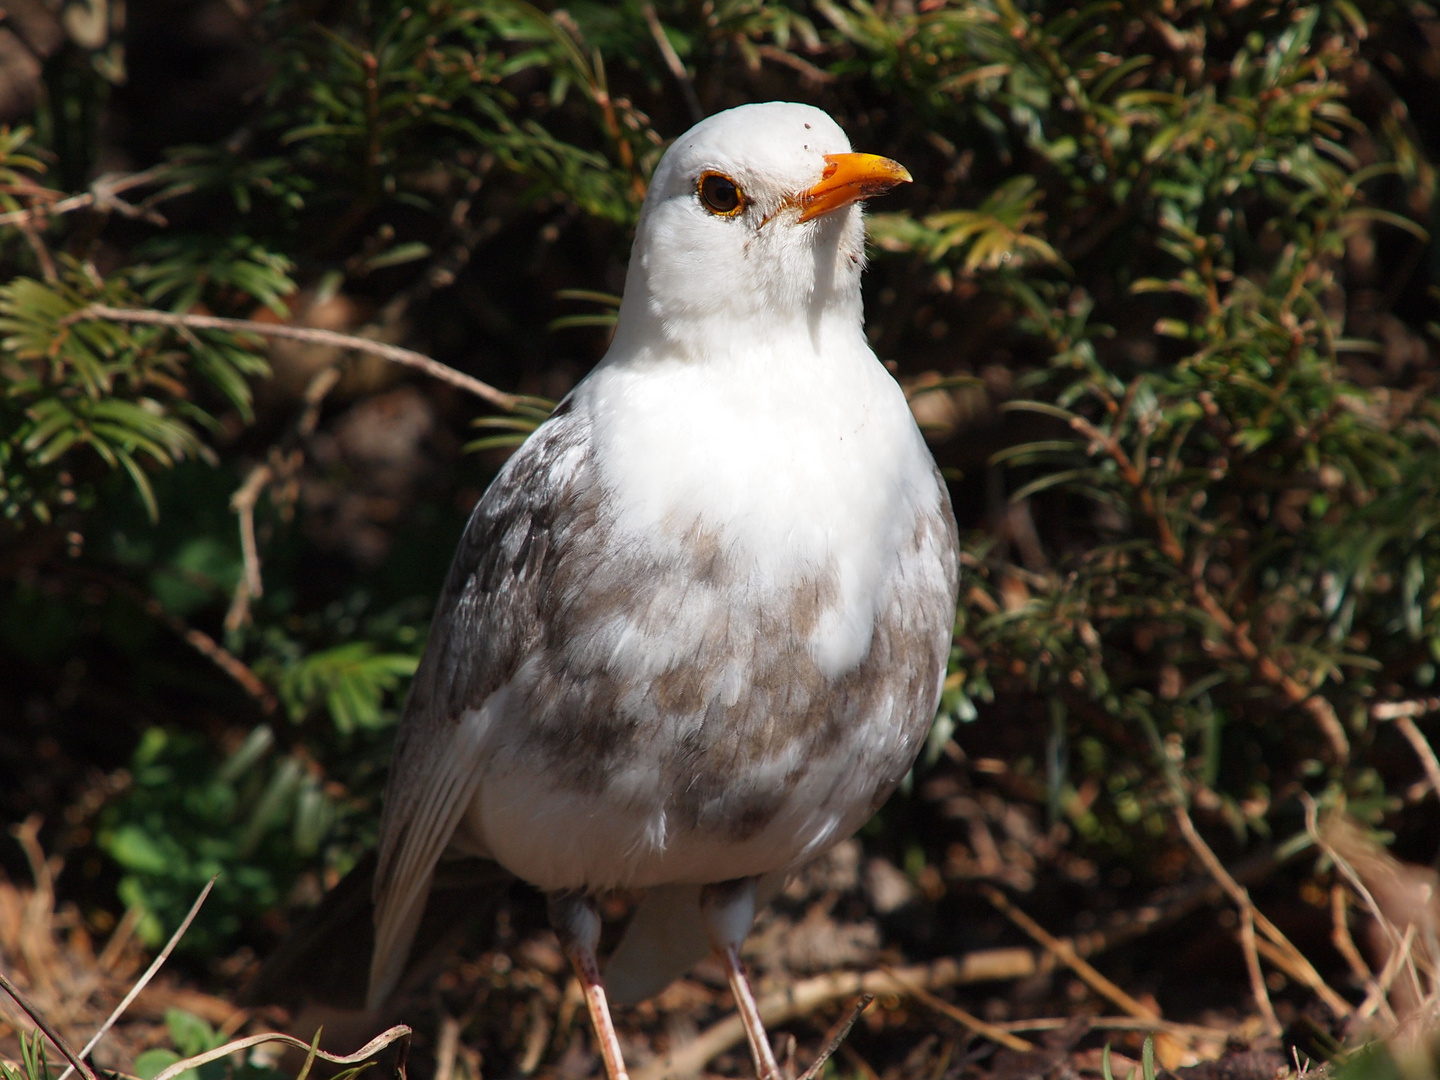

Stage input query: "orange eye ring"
[{"left": 698, "top": 171, "right": 745, "bottom": 217}]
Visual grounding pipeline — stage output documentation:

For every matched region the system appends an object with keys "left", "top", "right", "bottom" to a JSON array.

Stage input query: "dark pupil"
[{"left": 702, "top": 175, "right": 739, "bottom": 213}]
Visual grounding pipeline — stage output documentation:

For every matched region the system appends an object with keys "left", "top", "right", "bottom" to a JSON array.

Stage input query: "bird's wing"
[{"left": 368, "top": 405, "right": 592, "bottom": 1008}]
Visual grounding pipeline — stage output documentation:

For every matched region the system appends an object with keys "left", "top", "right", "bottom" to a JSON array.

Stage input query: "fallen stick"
[
  {"left": 631, "top": 948, "right": 1037, "bottom": 1080},
  {"left": 880, "top": 966, "right": 1031, "bottom": 1051},
  {"left": 982, "top": 886, "right": 1158, "bottom": 1021}
]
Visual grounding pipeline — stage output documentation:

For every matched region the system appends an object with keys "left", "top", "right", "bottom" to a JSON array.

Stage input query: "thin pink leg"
[
  {"left": 701, "top": 879, "right": 781, "bottom": 1080},
  {"left": 718, "top": 940, "right": 782, "bottom": 1080},
  {"left": 570, "top": 946, "right": 630, "bottom": 1080},
  {"left": 549, "top": 893, "right": 630, "bottom": 1080}
]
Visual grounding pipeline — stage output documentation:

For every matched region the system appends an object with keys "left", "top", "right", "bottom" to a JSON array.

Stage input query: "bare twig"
[
  {"left": 1394, "top": 716, "right": 1440, "bottom": 800},
  {"left": 631, "top": 948, "right": 1039, "bottom": 1080},
  {"left": 225, "top": 462, "right": 273, "bottom": 632},
  {"left": 0, "top": 165, "right": 175, "bottom": 227},
  {"left": 756, "top": 45, "right": 836, "bottom": 85},
  {"left": 1239, "top": 907, "right": 1282, "bottom": 1035},
  {"left": 880, "top": 967, "right": 1031, "bottom": 1052},
  {"left": 1176, "top": 803, "right": 1351, "bottom": 1022},
  {"left": 12, "top": 817, "right": 59, "bottom": 992},
  {"left": 65, "top": 305, "right": 519, "bottom": 410},
  {"left": 0, "top": 970, "right": 99, "bottom": 1080},
  {"left": 796, "top": 996, "right": 873, "bottom": 1080},
  {"left": 16, "top": 217, "right": 57, "bottom": 282},
  {"left": 298, "top": 364, "right": 343, "bottom": 437},
  {"left": 980, "top": 886, "right": 1159, "bottom": 1022},
  {"left": 1330, "top": 876, "right": 1398, "bottom": 1028},
  {"left": 991, "top": 1016, "right": 1233, "bottom": 1040},
  {"left": 151, "top": 596, "right": 276, "bottom": 711},
  {"left": 640, "top": 3, "right": 702, "bottom": 123},
  {"left": 95, "top": 906, "right": 144, "bottom": 974},
  {"left": 225, "top": 365, "right": 340, "bottom": 632},
  {"left": 1371, "top": 698, "right": 1440, "bottom": 721},
  {"left": 1188, "top": 577, "right": 1350, "bottom": 762},
  {"left": 55, "top": 879, "right": 218, "bottom": 1080},
  {"left": 1362, "top": 925, "right": 1418, "bottom": 1020},
  {"left": 1304, "top": 800, "right": 1427, "bottom": 1015},
  {"left": 94, "top": 574, "right": 277, "bottom": 713},
  {"left": 150, "top": 1024, "right": 413, "bottom": 1080}
]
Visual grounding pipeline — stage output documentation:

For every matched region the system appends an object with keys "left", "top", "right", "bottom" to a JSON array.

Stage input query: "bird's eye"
[{"left": 698, "top": 172, "right": 744, "bottom": 216}]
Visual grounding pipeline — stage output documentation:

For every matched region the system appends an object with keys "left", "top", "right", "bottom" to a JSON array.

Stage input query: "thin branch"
[
  {"left": 16, "top": 217, "right": 57, "bottom": 283},
  {"left": 158, "top": 599, "right": 276, "bottom": 712},
  {"left": 225, "top": 462, "right": 272, "bottom": 632},
  {"left": 1361, "top": 925, "right": 1418, "bottom": 1021},
  {"left": 65, "top": 305, "right": 520, "bottom": 411},
  {"left": 1304, "top": 799, "right": 1427, "bottom": 1013},
  {"left": 1371, "top": 698, "right": 1440, "bottom": 721},
  {"left": 981, "top": 886, "right": 1159, "bottom": 1022},
  {"left": 641, "top": 3, "right": 702, "bottom": 123},
  {"left": 756, "top": 45, "right": 837, "bottom": 85},
  {"left": 1329, "top": 885, "right": 1396, "bottom": 1028},
  {"left": 880, "top": 966, "right": 1031, "bottom": 1051},
  {"left": 630, "top": 948, "right": 1040, "bottom": 1080},
  {"left": 796, "top": 997, "right": 873, "bottom": 1080},
  {"left": 95, "top": 906, "right": 144, "bottom": 974},
  {"left": 1189, "top": 575, "right": 1349, "bottom": 761},
  {"left": 992, "top": 1016, "right": 1234, "bottom": 1040},
  {"left": 0, "top": 165, "right": 175, "bottom": 227},
  {"left": 1175, "top": 803, "right": 1351, "bottom": 1021},
  {"left": 96, "top": 574, "right": 277, "bottom": 713},
  {"left": 56, "top": 879, "right": 218, "bottom": 1080},
  {"left": 12, "top": 816, "right": 59, "bottom": 993},
  {"left": 226, "top": 365, "right": 341, "bottom": 632},
  {"left": 1393, "top": 716, "right": 1440, "bottom": 800}
]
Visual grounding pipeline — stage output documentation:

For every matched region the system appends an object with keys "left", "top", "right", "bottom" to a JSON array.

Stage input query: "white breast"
[{"left": 581, "top": 328, "right": 938, "bottom": 677}]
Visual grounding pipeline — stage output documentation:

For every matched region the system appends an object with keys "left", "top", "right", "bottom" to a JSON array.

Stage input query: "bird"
[{"left": 367, "top": 100, "right": 960, "bottom": 1080}]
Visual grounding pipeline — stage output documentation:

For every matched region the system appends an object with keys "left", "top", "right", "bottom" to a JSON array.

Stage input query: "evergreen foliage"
[{"left": 1, "top": 0, "right": 1438, "bottom": 1042}]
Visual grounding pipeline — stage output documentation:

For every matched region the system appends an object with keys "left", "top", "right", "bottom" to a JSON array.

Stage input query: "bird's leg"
[
  {"left": 547, "top": 891, "right": 630, "bottom": 1080},
  {"left": 700, "top": 878, "right": 782, "bottom": 1080}
]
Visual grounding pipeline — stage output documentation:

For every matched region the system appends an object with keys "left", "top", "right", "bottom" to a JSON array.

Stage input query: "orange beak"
[{"left": 795, "top": 153, "right": 912, "bottom": 222}]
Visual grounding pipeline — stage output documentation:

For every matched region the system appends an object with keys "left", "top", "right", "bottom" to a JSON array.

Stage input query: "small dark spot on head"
[{"left": 804, "top": 123, "right": 811, "bottom": 129}]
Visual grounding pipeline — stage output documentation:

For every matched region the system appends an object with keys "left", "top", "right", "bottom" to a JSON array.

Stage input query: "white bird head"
[{"left": 610, "top": 102, "right": 911, "bottom": 362}]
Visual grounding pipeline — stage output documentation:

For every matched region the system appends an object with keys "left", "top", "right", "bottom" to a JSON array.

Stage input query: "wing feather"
[{"left": 367, "top": 407, "right": 591, "bottom": 1008}]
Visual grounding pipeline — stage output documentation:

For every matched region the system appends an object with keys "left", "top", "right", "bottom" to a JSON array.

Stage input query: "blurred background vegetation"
[{"left": 2, "top": 0, "right": 1440, "bottom": 1065}]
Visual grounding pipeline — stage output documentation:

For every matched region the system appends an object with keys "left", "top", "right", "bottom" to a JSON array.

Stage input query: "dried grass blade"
[
  {"left": 150, "top": 1025, "right": 413, "bottom": 1080},
  {"left": 56, "top": 877, "right": 216, "bottom": 1080}
]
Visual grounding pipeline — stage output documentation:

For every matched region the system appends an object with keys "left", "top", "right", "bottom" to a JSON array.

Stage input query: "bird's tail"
[
  {"left": 604, "top": 884, "right": 710, "bottom": 1005},
  {"left": 604, "top": 872, "right": 787, "bottom": 1005}
]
